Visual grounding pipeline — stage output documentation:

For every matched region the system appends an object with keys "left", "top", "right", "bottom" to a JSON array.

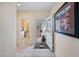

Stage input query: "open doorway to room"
[{"left": 16, "top": 16, "right": 30, "bottom": 52}]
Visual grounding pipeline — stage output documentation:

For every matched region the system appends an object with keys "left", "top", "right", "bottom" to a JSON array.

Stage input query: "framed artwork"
[{"left": 54, "top": 2, "right": 79, "bottom": 38}]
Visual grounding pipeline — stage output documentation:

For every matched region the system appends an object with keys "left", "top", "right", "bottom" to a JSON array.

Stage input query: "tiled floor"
[{"left": 16, "top": 45, "right": 55, "bottom": 57}]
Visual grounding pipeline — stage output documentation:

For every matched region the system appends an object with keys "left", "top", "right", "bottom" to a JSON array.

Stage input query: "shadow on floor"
[{"left": 34, "top": 42, "right": 49, "bottom": 49}]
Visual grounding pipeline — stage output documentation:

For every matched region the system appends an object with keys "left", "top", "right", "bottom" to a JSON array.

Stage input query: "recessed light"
[{"left": 17, "top": 3, "right": 21, "bottom": 7}]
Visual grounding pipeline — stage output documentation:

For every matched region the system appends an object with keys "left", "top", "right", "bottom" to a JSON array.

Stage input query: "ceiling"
[{"left": 17, "top": 2, "right": 53, "bottom": 11}]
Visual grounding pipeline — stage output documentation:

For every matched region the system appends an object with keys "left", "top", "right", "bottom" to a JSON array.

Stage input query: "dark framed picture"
[{"left": 54, "top": 2, "right": 79, "bottom": 38}]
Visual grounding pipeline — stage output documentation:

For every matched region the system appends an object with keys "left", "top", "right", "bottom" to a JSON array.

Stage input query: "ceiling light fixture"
[{"left": 17, "top": 3, "right": 21, "bottom": 7}]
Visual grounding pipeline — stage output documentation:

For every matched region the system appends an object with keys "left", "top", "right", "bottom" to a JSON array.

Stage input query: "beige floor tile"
[{"left": 16, "top": 45, "right": 55, "bottom": 57}]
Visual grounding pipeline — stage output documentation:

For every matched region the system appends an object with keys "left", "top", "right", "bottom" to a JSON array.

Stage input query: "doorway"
[{"left": 16, "top": 18, "right": 30, "bottom": 51}]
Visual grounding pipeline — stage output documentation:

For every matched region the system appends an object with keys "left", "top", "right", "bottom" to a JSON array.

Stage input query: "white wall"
[
  {"left": 0, "top": 32, "right": 2, "bottom": 56},
  {"left": 55, "top": 33, "right": 79, "bottom": 57},
  {"left": 0, "top": 3, "right": 16, "bottom": 57},
  {"left": 51, "top": 2, "right": 79, "bottom": 57},
  {"left": 0, "top": 6, "right": 3, "bottom": 56},
  {"left": 51, "top": 2, "right": 65, "bottom": 16}
]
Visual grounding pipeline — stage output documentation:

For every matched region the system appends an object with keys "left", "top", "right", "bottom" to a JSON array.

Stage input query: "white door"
[{"left": 46, "top": 16, "right": 53, "bottom": 51}]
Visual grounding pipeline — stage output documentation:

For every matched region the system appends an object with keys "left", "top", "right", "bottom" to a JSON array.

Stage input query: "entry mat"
[{"left": 34, "top": 42, "right": 49, "bottom": 49}]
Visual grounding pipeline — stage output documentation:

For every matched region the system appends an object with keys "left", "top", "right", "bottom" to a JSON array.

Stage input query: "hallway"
[
  {"left": 16, "top": 45, "right": 55, "bottom": 57},
  {"left": 1, "top": 2, "right": 79, "bottom": 57},
  {"left": 16, "top": 2, "right": 55, "bottom": 57}
]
